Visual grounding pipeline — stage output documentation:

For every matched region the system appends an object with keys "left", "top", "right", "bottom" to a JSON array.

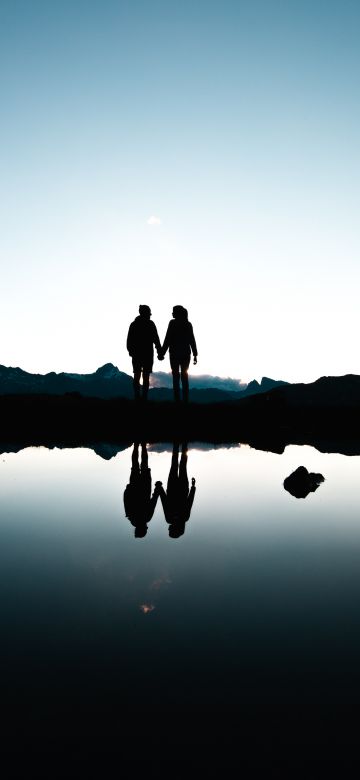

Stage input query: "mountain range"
[{"left": 0, "top": 363, "right": 288, "bottom": 402}]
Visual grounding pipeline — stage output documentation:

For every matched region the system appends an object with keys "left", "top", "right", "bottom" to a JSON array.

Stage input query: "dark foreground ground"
[{"left": 1, "top": 391, "right": 360, "bottom": 455}]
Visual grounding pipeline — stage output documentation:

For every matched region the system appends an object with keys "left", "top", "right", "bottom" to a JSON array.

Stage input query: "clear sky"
[{"left": 1, "top": 0, "right": 359, "bottom": 383}]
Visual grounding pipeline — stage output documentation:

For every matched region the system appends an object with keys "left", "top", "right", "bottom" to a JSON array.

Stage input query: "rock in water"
[{"left": 283, "top": 466, "right": 325, "bottom": 499}]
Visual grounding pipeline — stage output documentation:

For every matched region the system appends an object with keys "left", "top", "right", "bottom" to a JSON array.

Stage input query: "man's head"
[{"left": 139, "top": 305, "right": 151, "bottom": 318}]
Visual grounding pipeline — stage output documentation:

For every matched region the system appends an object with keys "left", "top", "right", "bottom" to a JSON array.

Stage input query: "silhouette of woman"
[
  {"left": 156, "top": 443, "right": 196, "bottom": 538},
  {"left": 123, "top": 443, "right": 161, "bottom": 537},
  {"left": 161, "top": 306, "right": 197, "bottom": 402}
]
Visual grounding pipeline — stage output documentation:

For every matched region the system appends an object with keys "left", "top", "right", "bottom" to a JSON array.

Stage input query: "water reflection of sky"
[
  {"left": 1, "top": 442, "right": 360, "bottom": 538},
  {"left": 1, "top": 443, "right": 360, "bottom": 743},
  {"left": 1, "top": 443, "right": 360, "bottom": 608}
]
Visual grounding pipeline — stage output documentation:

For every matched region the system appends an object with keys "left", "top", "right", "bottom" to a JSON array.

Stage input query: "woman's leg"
[
  {"left": 180, "top": 360, "right": 190, "bottom": 402},
  {"left": 170, "top": 358, "right": 181, "bottom": 401}
]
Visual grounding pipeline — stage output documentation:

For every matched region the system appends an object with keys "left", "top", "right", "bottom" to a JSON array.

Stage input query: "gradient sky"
[{"left": 1, "top": 0, "right": 359, "bottom": 383}]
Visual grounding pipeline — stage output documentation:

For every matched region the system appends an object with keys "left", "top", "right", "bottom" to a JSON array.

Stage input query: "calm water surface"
[{"left": 1, "top": 442, "right": 360, "bottom": 745}]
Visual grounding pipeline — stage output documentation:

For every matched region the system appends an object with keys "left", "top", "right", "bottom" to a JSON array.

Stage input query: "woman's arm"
[{"left": 189, "top": 323, "right": 198, "bottom": 364}]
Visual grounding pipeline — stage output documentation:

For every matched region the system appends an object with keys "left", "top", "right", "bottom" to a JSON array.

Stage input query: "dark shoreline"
[{"left": 1, "top": 392, "right": 360, "bottom": 456}]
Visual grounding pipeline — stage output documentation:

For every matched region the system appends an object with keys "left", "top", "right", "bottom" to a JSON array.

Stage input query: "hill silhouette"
[
  {"left": 0, "top": 363, "right": 133, "bottom": 398},
  {"left": 0, "top": 364, "right": 287, "bottom": 402}
]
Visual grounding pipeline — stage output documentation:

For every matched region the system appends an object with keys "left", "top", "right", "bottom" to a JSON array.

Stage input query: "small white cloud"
[{"left": 147, "top": 215, "right": 162, "bottom": 226}]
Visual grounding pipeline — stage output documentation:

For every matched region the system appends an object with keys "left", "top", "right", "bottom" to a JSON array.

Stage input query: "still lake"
[{"left": 1, "top": 441, "right": 360, "bottom": 747}]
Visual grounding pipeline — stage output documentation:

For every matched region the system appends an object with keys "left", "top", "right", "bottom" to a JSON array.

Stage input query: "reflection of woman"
[
  {"left": 161, "top": 306, "right": 198, "bottom": 402},
  {"left": 123, "top": 443, "right": 161, "bottom": 537},
  {"left": 157, "top": 443, "right": 196, "bottom": 538}
]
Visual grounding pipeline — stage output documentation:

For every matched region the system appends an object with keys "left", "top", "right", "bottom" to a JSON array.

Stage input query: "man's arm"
[
  {"left": 126, "top": 322, "right": 134, "bottom": 355},
  {"left": 152, "top": 322, "right": 162, "bottom": 356},
  {"left": 161, "top": 322, "right": 172, "bottom": 356},
  {"left": 123, "top": 485, "right": 132, "bottom": 518}
]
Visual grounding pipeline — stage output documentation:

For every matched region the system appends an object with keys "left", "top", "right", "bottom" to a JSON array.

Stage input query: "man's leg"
[
  {"left": 132, "top": 358, "right": 141, "bottom": 400},
  {"left": 133, "top": 370, "right": 141, "bottom": 400},
  {"left": 169, "top": 442, "right": 179, "bottom": 486},
  {"left": 142, "top": 371, "right": 150, "bottom": 400}
]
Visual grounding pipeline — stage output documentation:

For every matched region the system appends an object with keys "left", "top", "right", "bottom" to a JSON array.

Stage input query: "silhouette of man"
[
  {"left": 161, "top": 306, "right": 197, "bottom": 402},
  {"left": 127, "top": 305, "right": 162, "bottom": 400},
  {"left": 156, "top": 443, "right": 196, "bottom": 538},
  {"left": 123, "top": 443, "right": 161, "bottom": 537}
]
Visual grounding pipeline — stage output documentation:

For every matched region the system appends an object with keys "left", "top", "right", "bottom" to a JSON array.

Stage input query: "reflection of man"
[
  {"left": 157, "top": 443, "right": 196, "bottom": 538},
  {"left": 124, "top": 443, "right": 161, "bottom": 537},
  {"left": 126, "top": 305, "right": 162, "bottom": 400}
]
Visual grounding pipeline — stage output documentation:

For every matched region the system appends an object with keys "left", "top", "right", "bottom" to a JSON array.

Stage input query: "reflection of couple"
[
  {"left": 123, "top": 443, "right": 196, "bottom": 538},
  {"left": 126, "top": 305, "right": 197, "bottom": 402}
]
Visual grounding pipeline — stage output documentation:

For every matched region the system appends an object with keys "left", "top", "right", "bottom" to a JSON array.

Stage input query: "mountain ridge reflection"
[{"left": 2, "top": 434, "right": 360, "bottom": 458}]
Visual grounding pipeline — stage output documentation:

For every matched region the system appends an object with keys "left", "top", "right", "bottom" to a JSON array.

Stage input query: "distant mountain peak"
[
  {"left": 260, "top": 377, "right": 289, "bottom": 390},
  {"left": 246, "top": 379, "right": 260, "bottom": 392},
  {"left": 0, "top": 363, "right": 133, "bottom": 399},
  {"left": 95, "top": 363, "right": 122, "bottom": 378}
]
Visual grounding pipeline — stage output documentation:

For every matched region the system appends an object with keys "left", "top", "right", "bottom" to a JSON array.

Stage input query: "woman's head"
[{"left": 172, "top": 305, "right": 188, "bottom": 320}]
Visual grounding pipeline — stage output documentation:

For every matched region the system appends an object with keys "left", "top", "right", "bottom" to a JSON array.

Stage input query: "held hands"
[{"left": 157, "top": 351, "right": 196, "bottom": 363}]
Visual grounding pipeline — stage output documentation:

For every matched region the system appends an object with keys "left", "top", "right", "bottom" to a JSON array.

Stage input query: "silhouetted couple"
[
  {"left": 127, "top": 305, "right": 198, "bottom": 401},
  {"left": 123, "top": 443, "right": 196, "bottom": 538}
]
